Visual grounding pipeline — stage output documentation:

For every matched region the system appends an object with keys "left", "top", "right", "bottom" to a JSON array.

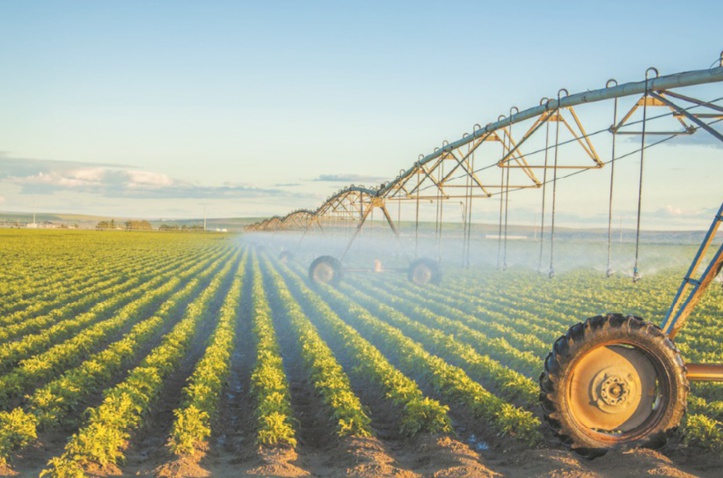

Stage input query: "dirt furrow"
[
  {"left": 273, "top": 260, "right": 501, "bottom": 478},
  {"left": 121, "top": 258, "right": 241, "bottom": 476}
]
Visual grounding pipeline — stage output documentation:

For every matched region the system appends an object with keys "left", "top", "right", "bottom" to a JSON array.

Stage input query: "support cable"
[
  {"left": 503, "top": 165, "right": 510, "bottom": 270},
  {"left": 549, "top": 90, "right": 567, "bottom": 279},
  {"left": 497, "top": 117, "right": 505, "bottom": 269},
  {"left": 606, "top": 79, "right": 619, "bottom": 278},
  {"left": 370, "top": 203, "right": 375, "bottom": 240},
  {"left": 503, "top": 108, "right": 517, "bottom": 271},
  {"left": 633, "top": 68, "right": 658, "bottom": 282},
  {"left": 538, "top": 102, "right": 551, "bottom": 273},
  {"left": 466, "top": 138, "right": 476, "bottom": 266},
  {"left": 415, "top": 159, "right": 421, "bottom": 258},
  {"left": 445, "top": 99, "right": 721, "bottom": 186},
  {"left": 437, "top": 158, "right": 445, "bottom": 261},
  {"left": 460, "top": 134, "right": 474, "bottom": 267},
  {"left": 434, "top": 161, "right": 441, "bottom": 260},
  {"left": 465, "top": 125, "right": 481, "bottom": 267},
  {"left": 497, "top": 160, "right": 505, "bottom": 266},
  {"left": 416, "top": 115, "right": 722, "bottom": 201},
  {"left": 397, "top": 193, "right": 401, "bottom": 225}
]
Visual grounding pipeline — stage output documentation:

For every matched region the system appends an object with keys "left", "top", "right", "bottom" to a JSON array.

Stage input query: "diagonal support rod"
[
  {"left": 649, "top": 92, "right": 723, "bottom": 144},
  {"left": 661, "top": 202, "right": 723, "bottom": 339}
]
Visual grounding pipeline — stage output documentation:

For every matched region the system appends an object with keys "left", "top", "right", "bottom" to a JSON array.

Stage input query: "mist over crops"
[{"left": 1, "top": 229, "right": 722, "bottom": 477}]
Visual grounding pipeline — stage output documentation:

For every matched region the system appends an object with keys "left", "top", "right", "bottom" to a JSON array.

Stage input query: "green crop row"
[
  {"left": 40, "top": 251, "right": 239, "bottom": 477},
  {"left": 0, "top": 253, "right": 220, "bottom": 469},
  {"left": 0, "top": 248, "right": 228, "bottom": 407},
  {"left": 262, "top": 256, "right": 373, "bottom": 438},
  {"left": 0, "top": 241, "right": 208, "bottom": 330},
  {"left": 344, "top": 279, "right": 539, "bottom": 410},
  {"left": 168, "top": 251, "right": 248, "bottom": 457},
  {"left": 249, "top": 256, "right": 296, "bottom": 448},
  {"left": 275, "top": 260, "right": 453, "bottom": 437},
  {"left": 357, "top": 277, "right": 542, "bottom": 378},
  {"left": 378, "top": 277, "right": 554, "bottom": 356},
  {"left": 0, "top": 249, "right": 168, "bottom": 323},
  {"left": 315, "top": 279, "right": 543, "bottom": 446},
  {"left": 0, "top": 231, "right": 218, "bottom": 316}
]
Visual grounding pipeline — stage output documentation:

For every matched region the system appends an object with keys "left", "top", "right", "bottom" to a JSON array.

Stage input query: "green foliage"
[
  {"left": 400, "top": 398, "right": 451, "bottom": 436},
  {"left": 319, "top": 280, "right": 543, "bottom": 445},
  {"left": 262, "top": 257, "right": 373, "bottom": 438},
  {"left": 0, "top": 247, "right": 228, "bottom": 469},
  {"left": 249, "top": 257, "right": 297, "bottom": 448},
  {"left": 168, "top": 254, "right": 247, "bottom": 457},
  {"left": 257, "top": 412, "right": 297, "bottom": 446},
  {"left": 0, "top": 409, "right": 37, "bottom": 467},
  {"left": 169, "top": 406, "right": 211, "bottom": 456},
  {"left": 40, "top": 457, "right": 85, "bottom": 478},
  {"left": 7, "top": 234, "right": 723, "bottom": 473},
  {"left": 124, "top": 220, "right": 153, "bottom": 230},
  {"left": 40, "top": 252, "right": 239, "bottom": 476},
  {"left": 344, "top": 280, "right": 539, "bottom": 409},
  {"left": 274, "top": 259, "right": 453, "bottom": 437},
  {"left": 683, "top": 414, "right": 723, "bottom": 452}
]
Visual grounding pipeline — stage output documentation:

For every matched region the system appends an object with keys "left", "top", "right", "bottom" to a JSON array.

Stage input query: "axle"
[{"left": 685, "top": 363, "right": 723, "bottom": 382}]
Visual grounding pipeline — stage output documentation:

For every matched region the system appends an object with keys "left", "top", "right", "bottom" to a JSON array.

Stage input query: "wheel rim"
[
  {"left": 312, "top": 263, "right": 334, "bottom": 283},
  {"left": 411, "top": 265, "right": 432, "bottom": 285},
  {"left": 568, "top": 343, "right": 665, "bottom": 440}
]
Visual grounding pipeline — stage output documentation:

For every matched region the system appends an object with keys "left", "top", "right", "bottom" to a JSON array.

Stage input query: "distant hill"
[
  {"left": 0, "top": 211, "right": 708, "bottom": 243},
  {"left": 0, "top": 212, "right": 107, "bottom": 229},
  {"left": 0, "top": 212, "right": 266, "bottom": 232}
]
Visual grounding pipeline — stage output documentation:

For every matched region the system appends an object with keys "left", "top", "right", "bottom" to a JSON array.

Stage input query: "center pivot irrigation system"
[{"left": 247, "top": 55, "right": 723, "bottom": 454}]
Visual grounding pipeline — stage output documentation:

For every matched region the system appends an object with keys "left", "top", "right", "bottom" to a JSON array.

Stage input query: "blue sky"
[{"left": 1, "top": 0, "right": 722, "bottom": 228}]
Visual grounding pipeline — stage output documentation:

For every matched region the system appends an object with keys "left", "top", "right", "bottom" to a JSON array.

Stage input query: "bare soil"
[
  {"left": 3, "top": 265, "right": 722, "bottom": 477},
  {"left": 5, "top": 434, "right": 721, "bottom": 477}
]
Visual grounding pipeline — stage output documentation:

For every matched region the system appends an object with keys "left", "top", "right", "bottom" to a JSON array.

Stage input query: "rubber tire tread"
[
  {"left": 308, "top": 255, "right": 343, "bottom": 286},
  {"left": 539, "top": 313, "right": 688, "bottom": 458},
  {"left": 407, "top": 257, "right": 442, "bottom": 286}
]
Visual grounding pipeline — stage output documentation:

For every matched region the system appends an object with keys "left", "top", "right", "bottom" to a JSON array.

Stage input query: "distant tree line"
[
  {"left": 95, "top": 219, "right": 117, "bottom": 230},
  {"left": 95, "top": 220, "right": 206, "bottom": 232},
  {"left": 96, "top": 219, "right": 152, "bottom": 230},
  {"left": 125, "top": 220, "right": 153, "bottom": 230},
  {"left": 158, "top": 224, "right": 205, "bottom": 231}
]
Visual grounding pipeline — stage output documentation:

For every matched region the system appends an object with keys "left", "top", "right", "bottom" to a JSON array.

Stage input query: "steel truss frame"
[{"left": 247, "top": 62, "right": 723, "bottom": 268}]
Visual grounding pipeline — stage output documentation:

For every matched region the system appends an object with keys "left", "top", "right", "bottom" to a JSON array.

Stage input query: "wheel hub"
[
  {"left": 313, "top": 264, "right": 334, "bottom": 283},
  {"left": 569, "top": 345, "right": 660, "bottom": 433},
  {"left": 596, "top": 372, "right": 633, "bottom": 408},
  {"left": 412, "top": 266, "right": 431, "bottom": 285}
]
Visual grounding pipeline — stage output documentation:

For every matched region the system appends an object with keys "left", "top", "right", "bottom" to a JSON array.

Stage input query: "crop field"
[{"left": 1, "top": 229, "right": 722, "bottom": 477}]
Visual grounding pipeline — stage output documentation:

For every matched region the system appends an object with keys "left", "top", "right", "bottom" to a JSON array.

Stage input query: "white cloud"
[
  {"left": 664, "top": 204, "right": 684, "bottom": 216},
  {"left": 68, "top": 168, "right": 107, "bottom": 182},
  {"left": 125, "top": 170, "right": 174, "bottom": 188},
  {"left": 19, "top": 168, "right": 110, "bottom": 189},
  {"left": 657, "top": 204, "right": 710, "bottom": 219},
  {"left": 312, "top": 173, "right": 387, "bottom": 183},
  {"left": 1, "top": 155, "right": 310, "bottom": 200}
]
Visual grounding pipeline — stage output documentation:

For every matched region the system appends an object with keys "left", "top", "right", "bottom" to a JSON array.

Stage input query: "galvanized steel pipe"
[{"left": 379, "top": 67, "right": 723, "bottom": 197}]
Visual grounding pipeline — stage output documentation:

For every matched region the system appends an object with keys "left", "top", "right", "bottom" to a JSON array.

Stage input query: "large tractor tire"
[
  {"left": 407, "top": 258, "right": 442, "bottom": 286},
  {"left": 539, "top": 314, "right": 687, "bottom": 457},
  {"left": 308, "top": 255, "right": 343, "bottom": 285}
]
